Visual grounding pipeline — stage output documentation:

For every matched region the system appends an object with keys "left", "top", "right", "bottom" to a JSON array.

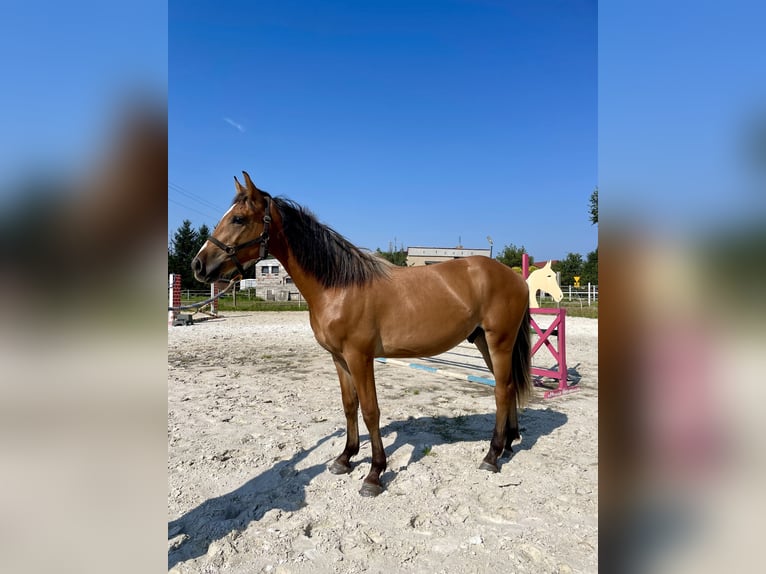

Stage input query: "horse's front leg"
[
  {"left": 346, "top": 353, "right": 386, "bottom": 497},
  {"left": 329, "top": 356, "right": 360, "bottom": 475}
]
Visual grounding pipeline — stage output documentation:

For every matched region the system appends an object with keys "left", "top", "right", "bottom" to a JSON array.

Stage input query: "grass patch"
[
  {"left": 180, "top": 295, "right": 307, "bottom": 312},
  {"left": 538, "top": 300, "right": 598, "bottom": 319}
]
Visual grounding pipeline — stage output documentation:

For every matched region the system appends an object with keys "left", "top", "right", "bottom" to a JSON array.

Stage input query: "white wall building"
[
  {"left": 239, "top": 258, "right": 301, "bottom": 301},
  {"left": 406, "top": 246, "right": 492, "bottom": 267}
]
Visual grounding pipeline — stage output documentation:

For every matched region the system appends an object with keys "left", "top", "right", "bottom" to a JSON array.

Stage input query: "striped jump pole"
[{"left": 374, "top": 357, "right": 496, "bottom": 387}]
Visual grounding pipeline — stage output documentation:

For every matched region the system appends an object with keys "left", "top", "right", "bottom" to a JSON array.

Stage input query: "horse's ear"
[
  {"left": 239, "top": 171, "right": 268, "bottom": 210},
  {"left": 241, "top": 171, "right": 262, "bottom": 198},
  {"left": 234, "top": 175, "right": 245, "bottom": 193},
  {"left": 545, "top": 260, "right": 552, "bottom": 268}
]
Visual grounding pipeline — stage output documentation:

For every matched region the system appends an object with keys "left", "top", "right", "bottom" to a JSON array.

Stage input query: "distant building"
[
  {"left": 255, "top": 258, "right": 291, "bottom": 287},
  {"left": 239, "top": 258, "right": 302, "bottom": 301},
  {"left": 406, "top": 246, "right": 491, "bottom": 267}
]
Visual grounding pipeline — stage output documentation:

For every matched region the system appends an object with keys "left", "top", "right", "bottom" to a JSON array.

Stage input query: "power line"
[
  {"left": 168, "top": 179, "right": 226, "bottom": 223},
  {"left": 168, "top": 197, "right": 218, "bottom": 221},
  {"left": 168, "top": 181, "right": 225, "bottom": 213}
]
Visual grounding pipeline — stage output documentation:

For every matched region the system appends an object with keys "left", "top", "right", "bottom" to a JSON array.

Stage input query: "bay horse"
[{"left": 192, "top": 172, "right": 532, "bottom": 496}]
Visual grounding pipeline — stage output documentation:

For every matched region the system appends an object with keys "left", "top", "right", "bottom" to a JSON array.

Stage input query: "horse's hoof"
[
  {"left": 359, "top": 482, "right": 383, "bottom": 497},
  {"left": 329, "top": 460, "right": 352, "bottom": 475},
  {"left": 479, "top": 461, "right": 499, "bottom": 473}
]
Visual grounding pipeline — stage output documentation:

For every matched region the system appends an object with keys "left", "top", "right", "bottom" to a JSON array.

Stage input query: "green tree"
[
  {"left": 495, "top": 244, "right": 533, "bottom": 268},
  {"left": 589, "top": 187, "right": 598, "bottom": 225},
  {"left": 197, "top": 223, "right": 210, "bottom": 248},
  {"left": 375, "top": 239, "right": 408, "bottom": 266},
  {"left": 375, "top": 247, "right": 407, "bottom": 266},
  {"left": 168, "top": 248, "right": 176, "bottom": 278},
  {"left": 581, "top": 248, "right": 598, "bottom": 284},
  {"left": 554, "top": 252, "right": 584, "bottom": 286},
  {"left": 169, "top": 220, "right": 208, "bottom": 290}
]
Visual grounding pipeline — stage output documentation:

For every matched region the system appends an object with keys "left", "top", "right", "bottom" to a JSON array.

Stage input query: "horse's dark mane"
[{"left": 234, "top": 191, "right": 390, "bottom": 288}]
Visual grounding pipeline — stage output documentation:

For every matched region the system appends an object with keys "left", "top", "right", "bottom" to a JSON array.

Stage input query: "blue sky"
[
  {"left": 0, "top": 1, "right": 167, "bottom": 183},
  {"left": 2, "top": 2, "right": 761, "bottom": 262},
  {"left": 169, "top": 0, "right": 597, "bottom": 261},
  {"left": 599, "top": 1, "right": 766, "bottom": 233}
]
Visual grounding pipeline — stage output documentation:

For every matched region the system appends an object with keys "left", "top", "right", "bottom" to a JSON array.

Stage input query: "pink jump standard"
[{"left": 522, "top": 254, "right": 579, "bottom": 398}]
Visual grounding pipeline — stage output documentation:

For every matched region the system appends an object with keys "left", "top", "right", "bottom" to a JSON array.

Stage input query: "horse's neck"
[{"left": 267, "top": 233, "right": 325, "bottom": 306}]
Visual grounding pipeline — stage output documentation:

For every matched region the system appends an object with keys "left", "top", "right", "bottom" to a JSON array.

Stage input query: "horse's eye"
[{"left": 232, "top": 215, "right": 246, "bottom": 225}]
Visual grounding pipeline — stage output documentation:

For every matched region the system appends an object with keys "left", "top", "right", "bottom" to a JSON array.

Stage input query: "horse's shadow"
[
  {"left": 533, "top": 361, "right": 583, "bottom": 387},
  {"left": 379, "top": 407, "right": 568, "bottom": 478},
  {"left": 168, "top": 430, "right": 343, "bottom": 569},
  {"left": 168, "top": 408, "right": 567, "bottom": 569}
]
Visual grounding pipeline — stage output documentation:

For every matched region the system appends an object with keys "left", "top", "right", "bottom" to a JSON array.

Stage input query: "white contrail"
[{"left": 223, "top": 117, "right": 245, "bottom": 132}]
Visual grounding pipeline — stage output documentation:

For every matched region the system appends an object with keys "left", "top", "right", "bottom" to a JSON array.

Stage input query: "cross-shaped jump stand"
[
  {"left": 523, "top": 254, "right": 580, "bottom": 398},
  {"left": 530, "top": 308, "right": 578, "bottom": 398}
]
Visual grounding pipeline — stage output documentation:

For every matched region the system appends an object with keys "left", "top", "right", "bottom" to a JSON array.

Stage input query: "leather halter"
[{"left": 206, "top": 196, "right": 272, "bottom": 278}]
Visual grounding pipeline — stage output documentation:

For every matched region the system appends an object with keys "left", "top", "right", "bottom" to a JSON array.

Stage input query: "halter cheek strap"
[{"left": 207, "top": 196, "right": 272, "bottom": 278}]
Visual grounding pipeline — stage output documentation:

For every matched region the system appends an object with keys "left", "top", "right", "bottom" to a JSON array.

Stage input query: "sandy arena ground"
[{"left": 168, "top": 311, "right": 597, "bottom": 573}]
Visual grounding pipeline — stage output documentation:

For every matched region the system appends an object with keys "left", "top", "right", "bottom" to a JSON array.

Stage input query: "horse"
[
  {"left": 526, "top": 260, "right": 563, "bottom": 308},
  {"left": 192, "top": 172, "right": 532, "bottom": 496}
]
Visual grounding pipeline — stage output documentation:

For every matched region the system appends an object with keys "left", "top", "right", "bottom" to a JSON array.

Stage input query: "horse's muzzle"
[
  {"left": 192, "top": 254, "right": 233, "bottom": 284},
  {"left": 192, "top": 255, "right": 211, "bottom": 283}
]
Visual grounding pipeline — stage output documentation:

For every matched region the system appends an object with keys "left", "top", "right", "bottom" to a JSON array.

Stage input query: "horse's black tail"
[{"left": 512, "top": 307, "right": 532, "bottom": 406}]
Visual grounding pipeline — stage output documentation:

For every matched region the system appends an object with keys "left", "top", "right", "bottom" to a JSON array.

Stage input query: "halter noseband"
[{"left": 207, "top": 196, "right": 272, "bottom": 278}]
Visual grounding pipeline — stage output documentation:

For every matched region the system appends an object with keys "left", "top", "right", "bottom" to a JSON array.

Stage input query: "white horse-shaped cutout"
[{"left": 526, "top": 260, "right": 563, "bottom": 308}]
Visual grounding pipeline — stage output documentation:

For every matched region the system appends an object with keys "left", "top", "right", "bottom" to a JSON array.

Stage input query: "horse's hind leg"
[
  {"left": 472, "top": 328, "right": 494, "bottom": 373},
  {"left": 474, "top": 329, "right": 522, "bottom": 457},
  {"left": 475, "top": 331, "right": 515, "bottom": 473},
  {"left": 329, "top": 356, "right": 360, "bottom": 475},
  {"left": 504, "top": 390, "right": 522, "bottom": 453}
]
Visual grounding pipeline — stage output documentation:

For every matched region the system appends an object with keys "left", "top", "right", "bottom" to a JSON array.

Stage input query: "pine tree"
[
  {"left": 169, "top": 220, "right": 204, "bottom": 290},
  {"left": 197, "top": 224, "right": 210, "bottom": 251},
  {"left": 589, "top": 187, "right": 598, "bottom": 225}
]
